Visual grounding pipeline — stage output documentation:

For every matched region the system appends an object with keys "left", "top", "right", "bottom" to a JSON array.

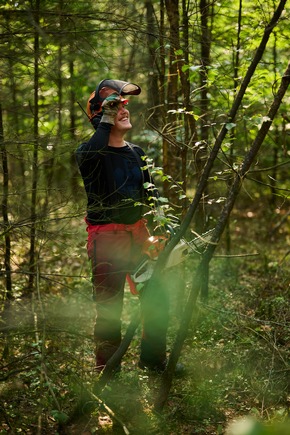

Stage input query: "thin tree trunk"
[
  {"left": 198, "top": 0, "right": 213, "bottom": 297},
  {"left": 193, "top": 0, "right": 214, "bottom": 236},
  {"left": 69, "top": 58, "right": 79, "bottom": 195},
  {"left": 146, "top": 0, "right": 161, "bottom": 123},
  {"left": 159, "top": 0, "right": 166, "bottom": 165},
  {"left": 270, "top": 30, "right": 279, "bottom": 207},
  {"left": 155, "top": 59, "right": 290, "bottom": 412},
  {"left": 226, "top": 0, "right": 243, "bottom": 257},
  {"left": 199, "top": 0, "right": 211, "bottom": 144},
  {"left": 28, "top": 0, "right": 40, "bottom": 291},
  {"left": 163, "top": 0, "right": 179, "bottom": 201},
  {"left": 5, "top": 15, "right": 27, "bottom": 202},
  {"left": 44, "top": 1, "right": 64, "bottom": 213},
  {"left": 181, "top": 0, "right": 198, "bottom": 205},
  {"left": 0, "top": 103, "right": 12, "bottom": 301}
]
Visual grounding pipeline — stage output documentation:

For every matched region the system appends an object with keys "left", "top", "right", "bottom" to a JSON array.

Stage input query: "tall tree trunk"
[
  {"left": 6, "top": 14, "right": 27, "bottom": 203},
  {"left": 44, "top": 0, "right": 64, "bottom": 213},
  {"left": 159, "top": 0, "right": 168, "bottom": 178},
  {"left": 28, "top": 0, "right": 40, "bottom": 291},
  {"left": 145, "top": 0, "right": 162, "bottom": 129},
  {"left": 199, "top": 0, "right": 211, "bottom": 144},
  {"left": 193, "top": 0, "right": 214, "bottom": 254},
  {"left": 0, "top": 103, "right": 12, "bottom": 301},
  {"left": 164, "top": 0, "right": 198, "bottom": 209},
  {"left": 163, "top": 0, "right": 179, "bottom": 202},
  {"left": 270, "top": 30, "right": 279, "bottom": 207},
  {"left": 180, "top": 0, "right": 198, "bottom": 209},
  {"left": 191, "top": 0, "right": 214, "bottom": 297},
  {"left": 226, "top": 0, "right": 243, "bottom": 256},
  {"left": 69, "top": 58, "right": 79, "bottom": 195}
]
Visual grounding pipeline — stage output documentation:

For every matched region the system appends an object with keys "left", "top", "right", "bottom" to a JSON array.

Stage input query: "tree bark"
[
  {"left": 163, "top": 0, "right": 180, "bottom": 201},
  {"left": 180, "top": 0, "right": 198, "bottom": 209},
  {"left": 145, "top": 0, "right": 161, "bottom": 125},
  {"left": 27, "top": 0, "right": 40, "bottom": 292},
  {"left": 225, "top": 0, "right": 243, "bottom": 258},
  {"left": 199, "top": 0, "right": 211, "bottom": 144},
  {"left": 0, "top": 103, "right": 12, "bottom": 301}
]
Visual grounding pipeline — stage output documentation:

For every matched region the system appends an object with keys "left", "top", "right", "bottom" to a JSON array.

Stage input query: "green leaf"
[
  {"left": 189, "top": 65, "right": 202, "bottom": 71},
  {"left": 157, "top": 196, "right": 169, "bottom": 203},
  {"left": 143, "top": 182, "right": 155, "bottom": 189},
  {"left": 182, "top": 64, "right": 190, "bottom": 72},
  {"left": 51, "top": 410, "right": 69, "bottom": 424},
  {"left": 225, "top": 123, "right": 236, "bottom": 130},
  {"left": 175, "top": 49, "right": 183, "bottom": 55}
]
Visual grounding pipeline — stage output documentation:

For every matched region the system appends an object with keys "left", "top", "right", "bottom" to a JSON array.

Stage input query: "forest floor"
[{"left": 0, "top": 202, "right": 289, "bottom": 434}]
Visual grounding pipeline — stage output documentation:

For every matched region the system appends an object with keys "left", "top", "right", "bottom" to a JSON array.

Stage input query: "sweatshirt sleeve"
[{"left": 75, "top": 122, "right": 112, "bottom": 169}]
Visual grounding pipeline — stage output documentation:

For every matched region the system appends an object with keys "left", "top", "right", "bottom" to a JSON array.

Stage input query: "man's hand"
[{"left": 101, "top": 94, "right": 123, "bottom": 125}]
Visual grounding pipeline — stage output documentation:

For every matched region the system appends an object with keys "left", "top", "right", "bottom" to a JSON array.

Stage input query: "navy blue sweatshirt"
[{"left": 75, "top": 122, "right": 155, "bottom": 225}]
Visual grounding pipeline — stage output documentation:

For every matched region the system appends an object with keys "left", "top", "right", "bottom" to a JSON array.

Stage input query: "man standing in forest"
[{"left": 75, "top": 79, "right": 169, "bottom": 374}]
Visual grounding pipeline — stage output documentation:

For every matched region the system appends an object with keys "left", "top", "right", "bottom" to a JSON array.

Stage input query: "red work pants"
[{"left": 86, "top": 219, "right": 169, "bottom": 371}]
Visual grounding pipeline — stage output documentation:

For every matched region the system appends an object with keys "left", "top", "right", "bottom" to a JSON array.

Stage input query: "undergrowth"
[{"left": 0, "top": 205, "right": 289, "bottom": 434}]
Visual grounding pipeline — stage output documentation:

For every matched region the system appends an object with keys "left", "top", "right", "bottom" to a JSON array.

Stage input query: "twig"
[
  {"left": 213, "top": 252, "right": 260, "bottom": 258},
  {"left": 280, "top": 249, "right": 290, "bottom": 264},
  {"left": 89, "top": 390, "right": 130, "bottom": 435},
  {"left": 270, "top": 209, "right": 290, "bottom": 235},
  {"left": 200, "top": 302, "right": 288, "bottom": 328},
  {"left": 66, "top": 380, "right": 130, "bottom": 435},
  {"left": 0, "top": 365, "right": 36, "bottom": 382}
]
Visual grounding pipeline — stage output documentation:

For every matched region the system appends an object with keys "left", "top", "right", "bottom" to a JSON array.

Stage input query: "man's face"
[{"left": 112, "top": 103, "right": 132, "bottom": 132}]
